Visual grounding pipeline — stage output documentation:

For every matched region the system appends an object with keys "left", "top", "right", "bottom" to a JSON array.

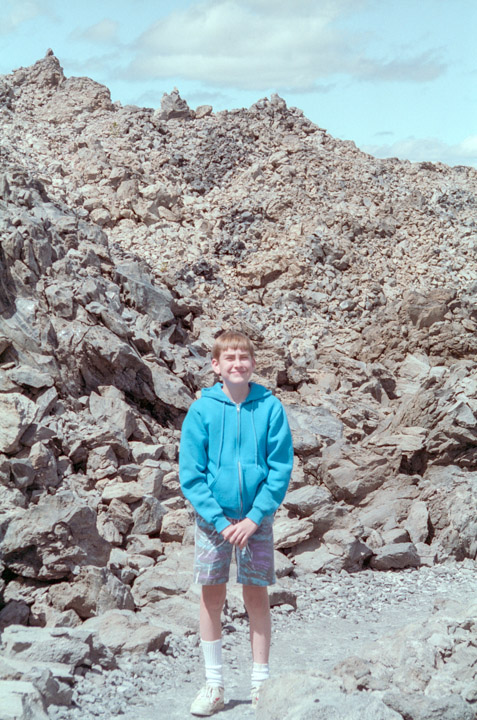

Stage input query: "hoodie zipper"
[{"left": 236, "top": 403, "right": 243, "bottom": 516}]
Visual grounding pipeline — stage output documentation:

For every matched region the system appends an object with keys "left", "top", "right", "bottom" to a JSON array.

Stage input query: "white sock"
[
  {"left": 251, "top": 662, "right": 270, "bottom": 688},
  {"left": 201, "top": 639, "right": 223, "bottom": 688}
]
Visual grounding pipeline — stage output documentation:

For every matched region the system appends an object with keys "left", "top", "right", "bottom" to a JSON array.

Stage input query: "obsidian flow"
[{"left": 0, "top": 51, "right": 475, "bottom": 719}]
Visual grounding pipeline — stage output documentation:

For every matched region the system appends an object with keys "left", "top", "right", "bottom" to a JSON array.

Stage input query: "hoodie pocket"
[
  {"left": 209, "top": 466, "right": 240, "bottom": 514},
  {"left": 240, "top": 464, "right": 267, "bottom": 511}
]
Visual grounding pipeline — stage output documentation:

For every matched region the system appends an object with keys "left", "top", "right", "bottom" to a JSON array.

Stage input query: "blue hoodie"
[{"left": 179, "top": 382, "right": 293, "bottom": 533}]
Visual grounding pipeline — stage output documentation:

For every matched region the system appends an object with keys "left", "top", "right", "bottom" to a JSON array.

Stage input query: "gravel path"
[{"left": 49, "top": 562, "right": 477, "bottom": 720}]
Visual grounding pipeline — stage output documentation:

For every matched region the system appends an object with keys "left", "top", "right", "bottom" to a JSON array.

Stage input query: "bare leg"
[
  {"left": 242, "top": 585, "right": 271, "bottom": 663},
  {"left": 200, "top": 583, "right": 227, "bottom": 641}
]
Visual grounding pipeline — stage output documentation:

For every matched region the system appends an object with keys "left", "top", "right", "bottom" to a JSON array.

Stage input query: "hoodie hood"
[{"left": 201, "top": 382, "right": 272, "bottom": 404}]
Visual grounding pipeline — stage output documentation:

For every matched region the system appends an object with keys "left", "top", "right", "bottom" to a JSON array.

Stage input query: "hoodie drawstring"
[
  {"left": 251, "top": 404, "right": 259, "bottom": 467},
  {"left": 217, "top": 402, "right": 225, "bottom": 469}
]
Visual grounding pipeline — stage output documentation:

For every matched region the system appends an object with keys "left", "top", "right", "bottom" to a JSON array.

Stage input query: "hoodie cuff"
[
  {"left": 246, "top": 507, "right": 265, "bottom": 526},
  {"left": 215, "top": 516, "right": 231, "bottom": 533}
]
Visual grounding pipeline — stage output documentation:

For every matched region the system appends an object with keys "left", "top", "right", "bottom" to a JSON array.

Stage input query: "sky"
[{"left": 1, "top": 0, "right": 476, "bottom": 168}]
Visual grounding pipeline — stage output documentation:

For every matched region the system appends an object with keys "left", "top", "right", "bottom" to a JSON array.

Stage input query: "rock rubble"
[{"left": 0, "top": 52, "right": 476, "bottom": 718}]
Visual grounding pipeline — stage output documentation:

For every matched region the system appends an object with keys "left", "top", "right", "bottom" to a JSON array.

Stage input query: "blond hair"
[{"left": 212, "top": 331, "right": 255, "bottom": 361}]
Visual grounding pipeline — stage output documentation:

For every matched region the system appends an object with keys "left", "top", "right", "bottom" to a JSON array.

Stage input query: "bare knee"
[
  {"left": 242, "top": 585, "right": 269, "bottom": 614},
  {"left": 201, "top": 583, "right": 227, "bottom": 612}
]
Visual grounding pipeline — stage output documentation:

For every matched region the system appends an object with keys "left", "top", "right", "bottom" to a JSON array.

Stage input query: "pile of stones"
[{"left": 0, "top": 52, "right": 476, "bottom": 718}]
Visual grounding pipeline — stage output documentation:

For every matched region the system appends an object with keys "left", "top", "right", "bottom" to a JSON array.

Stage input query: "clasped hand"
[{"left": 221, "top": 518, "right": 258, "bottom": 549}]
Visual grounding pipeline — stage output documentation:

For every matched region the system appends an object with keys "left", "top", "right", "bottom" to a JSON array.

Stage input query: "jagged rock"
[
  {"left": 285, "top": 405, "right": 343, "bottom": 455},
  {"left": 155, "top": 89, "right": 192, "bottom": 121},
  {"left": 8, "top": 366, "right": 54, "bottom": 389},
  {"left": 256, "top": 672, "right": 402, "bottom": 719},
  {"left": 334, "top": 599, "right": 477, "bottom": 712},
  {"left": 142, "top": 595, "right": 200, "bottom": 635},
  {"left": 370, "top": 542, "right": 421, "bottom": 570},
  {"left": 81, "top": 610, "right": 169, "bottom": 654},
  {"left": 405, "top": 500, "right": 430, "bottom": 544},
  {"left": 0, "top": 657, "right": 73, "bottom": 707},
  {"left": 0, "top": 679, "right": 49, "bottom": 720},
  {"left": 384, "top": 691, "right": 475, "bottom": 720},
  {"left": 420, "top": 466, "right": 477, "bottom": 560},
  {"left": 160, "top": 508, "right": 190, "bottom": 542},
  {"left": 1, "top": 491, "right": 111, "bottom": 579},
  {"left": 274, "top": 515, "right": 315, "bottom": 549},
  {"left": 322, "top": 442, "right": 401, "bottom": 504},
  {"left": 114, "top": 262, "right": 174, "bottom": 325},
  {"left": 0, "top": 600, "right": 30, "bottom": 629},
  {"left": 0, "top": 393, "right": 38, "bottom": 453},
  {"left": 292, "top": 530, "right": 373, "bottom": 574},
  {"left": 1, "top": 626, "right": 91, "bottom": 667},
  {"left": 47, "top": 566, "right": 134, "bottom": 618},
  {"left": 129, "top": 441, "right": 163, "bottom": 463},
  {"left": 131, "top": 495, "right": 165, "bottom": 534},
  {"left": 131, "top": 549, "right": 193, "bottom": 606}
]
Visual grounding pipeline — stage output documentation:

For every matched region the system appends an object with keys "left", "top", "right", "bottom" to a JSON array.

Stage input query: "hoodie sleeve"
[
  {"left": 179, "top": 404, "right": 231, "bottom": 533},
  {"left": 246, "top": 402, "right": 294, "bottom": 526}
]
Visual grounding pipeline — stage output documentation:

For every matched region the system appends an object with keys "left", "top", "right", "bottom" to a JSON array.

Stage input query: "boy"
[{"left": 179, "top": 330, "right": 294, "bottom": 716}]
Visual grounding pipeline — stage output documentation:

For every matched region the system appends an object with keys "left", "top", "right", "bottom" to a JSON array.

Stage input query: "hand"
[{"left": 221, "top": 518, "right": 258, "bottom": 549}]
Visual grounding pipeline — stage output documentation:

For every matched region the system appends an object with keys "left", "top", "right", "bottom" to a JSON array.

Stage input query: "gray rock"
[
  {"left": 114, "top": 262, "right": 174, "bottom": 325},
  {"left": 1, "top": 626, "right": 90, "bottom": 667},
  {"left": 1, "top": 491, "right": 111, "bottom": 579},
  {"left": 132, "top": 496, "right": 165, "bottom": 534},
  {"left": 0, "top": 679, "right": 49, "bottom": 720},
  {"left": 283, "top": 485, "right": 334, "bottom": 518},
  {"left": 8, "top": 366, "right": 54, "bottom": 389},
  {"left": 0, "top": 392, "right": 37, "bottom": 453},
  {"left": 155, "top": 89, "right": 192, "bottom": 121},
  {"left": 384, "top": 691, "right": 475, "bottom": 720},
  {"left": 405, "top": 500, "right": 430, "bottom": 544},
  {"left": 256, "top": 672, "right": 402, "bottom": 719},
  {"left": 370, "top": 542, "right": 421, "bottom": 570},
  {"left": 131, "top": 550, "right": 193, "bottom": 606},
  {"left": 48, "top": 566, "right": 135, "bottom": 619},
  {"left": 129, "top": 441, "right": 163, "bottom": 463},
  {"left": 285, "top": 405, "right": 343, "bottom": 454},
  {"left": 82, "top": 610, "right": 169, "bottom": 654}
]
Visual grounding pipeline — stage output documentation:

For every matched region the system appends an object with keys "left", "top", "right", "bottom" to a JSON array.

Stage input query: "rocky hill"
[{"left": 0, "top": 52, "right": 476, "bottom": 719}]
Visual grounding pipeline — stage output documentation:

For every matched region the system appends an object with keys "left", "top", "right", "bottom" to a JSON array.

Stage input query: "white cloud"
[
  {"left": 0, "top": 0, "right": 44, "bottom": 35},
  {"left": 71, "top": 18, "right": 120, "bottom": 46},
  {"left": 126, "top": 0, "right": 443, "bottom": 91},
  {"left": 354, "top": 50, "right": 445, "bottom": 83},
  {"left": 362, "top": 135, "right": 477, "bottom": 168}
]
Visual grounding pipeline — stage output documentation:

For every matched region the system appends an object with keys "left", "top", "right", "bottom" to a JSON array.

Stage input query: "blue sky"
[{"left": 1, "top": 0, "right": 476, "bottom": 167}]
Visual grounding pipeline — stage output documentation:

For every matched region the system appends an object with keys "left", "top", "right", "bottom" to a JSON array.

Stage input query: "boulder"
[
  {"left": 48, "top": 566, "right": 135, "bottom": 618},
  {"left": 1, "top": 491, "right": 111, "bottom": 579},
  {"left": 155, "top": 89, "right": 192, "bottom": 121},
  {"left": 82, "top": 610, "right": 169, "bottom": 654},
  {"left": 0, "top": 393, "right": 37, "bottom": 453},
  {"left": 256, "top": 672, "right": 402, "bottom": 719},
  {"left": 292, "top": 530, "right": 373, "bottom": 574},
  {"left": 131, "top": 496, "right": 166, "bottom": 535},
  {"left": 131, "top": 549, "right": 193, "bottom": 606},
  {"left": 322, "top": 442, "right": 400, "bottom": 504},
  {"left": 0, "top": 680, "right": 49, "bottom": 720},
  {"left": 370, "top": 542, "right": 421, "bottom": 570},
  {"left": 285, "top": 405, "right": 343, "bottom": 455}
]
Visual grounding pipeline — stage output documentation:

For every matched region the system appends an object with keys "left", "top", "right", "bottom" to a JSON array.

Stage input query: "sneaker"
[
  {"left": 190, "top": 685, "right": 225, "bottom": 716},
  {"left": 251, "top": 685, "right": 262, "bottom": 709}
]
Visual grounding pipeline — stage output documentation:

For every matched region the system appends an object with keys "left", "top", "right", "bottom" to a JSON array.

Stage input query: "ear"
[{"left": 211, "top": 358, "right": 221, "bottom": 375}]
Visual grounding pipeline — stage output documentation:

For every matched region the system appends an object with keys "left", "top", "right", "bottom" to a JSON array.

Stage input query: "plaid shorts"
[{"left": 194, "top": 514, "right": 276, "bottom": 586}]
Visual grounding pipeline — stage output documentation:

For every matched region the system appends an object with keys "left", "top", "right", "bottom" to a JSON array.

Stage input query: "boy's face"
[{"left": 212, "top": 346, "right": 256, "bottom": 387}]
